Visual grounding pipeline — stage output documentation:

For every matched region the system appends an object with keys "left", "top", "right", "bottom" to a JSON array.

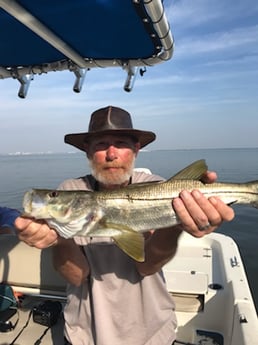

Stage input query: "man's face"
[{"left": 85, "top": 134, "right": 140, "bottom": 187}]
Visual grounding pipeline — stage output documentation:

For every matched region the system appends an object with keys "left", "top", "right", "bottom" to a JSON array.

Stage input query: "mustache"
[{"left": 89, "top": 161, "right": 126, "bottom": 172}]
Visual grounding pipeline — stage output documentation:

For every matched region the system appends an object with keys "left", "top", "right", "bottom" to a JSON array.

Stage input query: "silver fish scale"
[
  {"left": 96, "top": 180, "right": 258, "bottom": 201},
  {"left": 90, "top": 179, "right": 258, "bottom": 232},
  {"left": 97, "top": 197, "right": 177, "bottom": 232}
]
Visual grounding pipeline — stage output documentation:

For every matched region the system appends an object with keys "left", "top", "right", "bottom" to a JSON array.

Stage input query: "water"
[{"left": 1, "top": 148, "right": 258, "bottom": 311}]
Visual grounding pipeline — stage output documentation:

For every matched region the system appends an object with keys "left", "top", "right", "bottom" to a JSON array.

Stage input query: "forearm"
[
  {"left": 15, "top": 216, "right": 89, "bottom": 286},
  {"left": 136, "top": 225, "right": 182, "bottom": 276},
  {"left": 52, "top": 238, "right": 90, "bottom": 286}
]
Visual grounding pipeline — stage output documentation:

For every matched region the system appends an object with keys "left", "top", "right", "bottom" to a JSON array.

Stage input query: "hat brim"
[{"left": 65, "top": 129, "right": 156, "bottom": 151}]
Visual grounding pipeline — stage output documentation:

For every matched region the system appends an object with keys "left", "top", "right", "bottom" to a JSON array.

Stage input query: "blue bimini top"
[{"left": 0, "top": 0, "right": 174, "bottom": 97}]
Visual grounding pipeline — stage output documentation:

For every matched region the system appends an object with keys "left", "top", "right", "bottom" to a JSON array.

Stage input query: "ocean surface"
[{"left": 1, "top": 148, "right": 258, "bottom": 312}]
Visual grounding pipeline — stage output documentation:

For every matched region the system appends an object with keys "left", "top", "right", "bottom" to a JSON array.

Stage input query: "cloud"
[
  {"left": 0, "top": 0, "right": 257, "bottom": 152},
  {"left": 166, "top": 0, "right": 258, "bottom": 29},
  {"left": 174, "top": 25, "right": 258, "bottom": 57}
]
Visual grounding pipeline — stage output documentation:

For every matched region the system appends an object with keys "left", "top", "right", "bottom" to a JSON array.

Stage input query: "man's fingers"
[
  {"left": 15, "top": 216, "right": 58, "bottom": 249},
  {"left": 172, "top": 190, "right": 235, "bottom": 238}
]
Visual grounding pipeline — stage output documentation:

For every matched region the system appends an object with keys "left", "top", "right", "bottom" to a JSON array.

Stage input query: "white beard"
[{"left": 89, "top": 157, "right": 135, "bottom": 186}]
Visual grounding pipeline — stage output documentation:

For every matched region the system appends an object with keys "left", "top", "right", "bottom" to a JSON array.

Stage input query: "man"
[{"left": 15, "top": 106, "right": 234, "bottom": 345}]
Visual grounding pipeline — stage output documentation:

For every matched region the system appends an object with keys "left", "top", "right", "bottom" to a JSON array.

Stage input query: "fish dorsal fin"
[{"left": 168, "top": 159, "right": 208, "bottom": 181}]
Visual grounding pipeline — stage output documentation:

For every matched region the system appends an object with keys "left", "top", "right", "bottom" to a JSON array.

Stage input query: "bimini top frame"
[{"left": 0, "top": 0, "right": 174, "bottom": 97}]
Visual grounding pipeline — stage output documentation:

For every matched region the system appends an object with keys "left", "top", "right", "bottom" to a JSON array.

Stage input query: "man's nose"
[{"left": 106, "top": 145, "right": 117, "bottom": 161}]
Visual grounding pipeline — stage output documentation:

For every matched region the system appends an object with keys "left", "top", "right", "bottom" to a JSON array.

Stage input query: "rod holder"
[
  {"left": 123, "top": 65, "right": 139, "bottom": 92},
  {"left": 17, "top": 74, "right": 33, "bottom": 98},
  {"left": 72, "top": 68, "right": 88, "bottom": 93}
]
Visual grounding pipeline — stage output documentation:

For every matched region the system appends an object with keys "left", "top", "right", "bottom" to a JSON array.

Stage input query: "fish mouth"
[
  {"left": 23, "top": 189, "right": 46, "bottom": 217},
  {"left": 23, "top": 190, "right": 33, "bottom": 214}
]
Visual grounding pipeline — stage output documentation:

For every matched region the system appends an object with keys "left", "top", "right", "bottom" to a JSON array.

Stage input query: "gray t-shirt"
[{"left": 59, "top": 171, "right": 177, "bottom": 345}]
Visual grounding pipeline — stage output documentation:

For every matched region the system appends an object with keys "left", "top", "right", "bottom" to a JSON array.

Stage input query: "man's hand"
[
  {"left": 15, "top": 217, "right": 58, "bottom": 248},
  {"left": 15, "top": 217, "right": 90, "bottom": 285},
  {"left": 172, "top": 171, "right": 235, "bottom": 237}
]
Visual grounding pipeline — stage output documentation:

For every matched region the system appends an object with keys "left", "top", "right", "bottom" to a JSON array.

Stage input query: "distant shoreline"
[{"left": 1, "top": 147, "right": 258, "bottom": 156}]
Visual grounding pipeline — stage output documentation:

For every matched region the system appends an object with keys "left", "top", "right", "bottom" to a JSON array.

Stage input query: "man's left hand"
[{"left": 172, "top": 171, "right": 235, "bottom": 237}]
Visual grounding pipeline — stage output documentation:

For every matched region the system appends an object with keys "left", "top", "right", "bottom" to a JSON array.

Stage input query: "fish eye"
[{"left": 49, "top": 191, "right": 59, "bottom": 198}]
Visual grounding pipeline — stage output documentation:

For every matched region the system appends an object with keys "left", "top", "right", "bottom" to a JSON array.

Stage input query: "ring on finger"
[{"left": 199, "top": 222, "right": 212, "bottom": 231}]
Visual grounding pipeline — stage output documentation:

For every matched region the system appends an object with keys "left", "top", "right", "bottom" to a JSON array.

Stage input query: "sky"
[{"left": 0, "top": 0, "right": 257, "bottom": 154}]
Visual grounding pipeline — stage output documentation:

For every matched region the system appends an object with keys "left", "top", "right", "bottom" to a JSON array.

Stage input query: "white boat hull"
[
  {"left": 0, "top": 232, "right": 257, "bottom": 344},
  {"left": 163, "top": 232, "right": 258, "bottom": 345}
]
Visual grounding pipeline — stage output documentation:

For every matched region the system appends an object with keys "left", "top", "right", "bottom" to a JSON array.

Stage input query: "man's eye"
[
  {"left": 93, "top": 140, "right": 132, "bottom": 150},
  {"left": 116, "top": 141, "right": 126, "bottom": 147},
  {"left": 95, "top": 142, "right": 108, "bottom": 150},
  {"left": 115, "top": 141, "right": 132, "bottom": 148}
]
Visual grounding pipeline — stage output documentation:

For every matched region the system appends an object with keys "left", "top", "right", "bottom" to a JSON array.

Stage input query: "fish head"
[{"left": 23, "top": 189, "right": 85, "bottom": 223}]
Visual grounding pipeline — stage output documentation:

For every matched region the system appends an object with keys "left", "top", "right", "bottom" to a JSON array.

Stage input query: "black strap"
[
  {"left": 9, "top": 309, "right": 32, "bottom": 345},
  {"left": 64, "top": 336, "right": 72, "bottom": 345},
  {"left": 84, "top": 174, "right": 99, "bottom": 191}
]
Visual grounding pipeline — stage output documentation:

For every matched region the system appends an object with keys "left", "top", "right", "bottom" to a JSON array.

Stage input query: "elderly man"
[{"left": 15, "top": 106, "right": 234, "bottom": 345}]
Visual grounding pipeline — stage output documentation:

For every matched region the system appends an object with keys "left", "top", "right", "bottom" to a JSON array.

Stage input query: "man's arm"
[
  {"left": 15, "top": 217, "right": 90, "bottom": 286},
  {"left": 136, "top": 225, "right": 182, "bottom": 276},
  {"left": 52, "top": 238, "right": 90, "bottom": 286},
  {"left": 136, "top": 172, "right": 235, "bottom": 276}
]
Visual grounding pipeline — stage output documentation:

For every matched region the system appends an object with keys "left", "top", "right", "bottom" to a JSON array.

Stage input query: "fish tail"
[{"left": 247, "top": 180, "right": 258, "bottom": 208}]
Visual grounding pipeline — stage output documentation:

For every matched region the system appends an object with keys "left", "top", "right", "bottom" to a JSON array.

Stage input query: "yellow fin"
[
  {"left": 168, "top": 159, "right": 208, "bottom": 181},
  {"left": 93, "top": 220, "right": 145, "bottom": 262},
  {"left": 113, "top": 231, "right": 145, "bottom": 262}
]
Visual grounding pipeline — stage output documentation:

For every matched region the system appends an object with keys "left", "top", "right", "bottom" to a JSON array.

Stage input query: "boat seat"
[{"left": 0, "top": 234, "right": 66, "bottom": 296}]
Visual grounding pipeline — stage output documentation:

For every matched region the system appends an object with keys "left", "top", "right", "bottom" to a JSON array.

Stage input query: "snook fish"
[{"left": 23, "top": 160, "right": 258, "bottom": 262}]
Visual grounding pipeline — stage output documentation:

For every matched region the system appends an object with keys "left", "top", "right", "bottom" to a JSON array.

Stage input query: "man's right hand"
[{"left": 15, "top": 217, "right": 58, "bottom": 248}]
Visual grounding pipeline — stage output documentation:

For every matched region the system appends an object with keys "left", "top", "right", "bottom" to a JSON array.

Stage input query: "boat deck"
[
  {"left": 1, "top": 233, "right": 257, "bottom": 345},
  {"left": 166, "top": 233, "right": 258, "bottom": 345},
  {"left": 0, "top": 235, "right": 66, "bottom": 344}
]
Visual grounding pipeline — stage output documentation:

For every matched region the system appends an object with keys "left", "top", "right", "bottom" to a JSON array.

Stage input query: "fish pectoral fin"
[
  {"left": 112, "top": 228, "right": 145, "bottom": 263},
  {"left": 86, "top": 220, "right": 145, "bottom": 262}
]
